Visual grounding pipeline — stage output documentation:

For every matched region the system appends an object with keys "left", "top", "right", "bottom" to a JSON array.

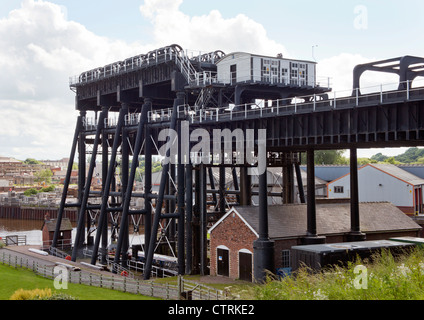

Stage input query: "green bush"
[
  {"left": 23, "top": 188, "right": 38, "bottom": 196},
  {"left": 40, "top": 185, "right": 55, "bottom": 193},
  {"left": 23, "top": 185, "right": 55, "bottom": 197}
]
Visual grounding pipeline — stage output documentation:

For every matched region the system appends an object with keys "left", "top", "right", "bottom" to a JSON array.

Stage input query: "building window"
[
  {"left": 282, "top": 250, "right": 290, "bottom": 268},
  {"left": 334, "top": 186, "right": 344, "bottom": 193}
]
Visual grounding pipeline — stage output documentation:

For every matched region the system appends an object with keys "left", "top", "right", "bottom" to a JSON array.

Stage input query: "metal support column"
[
  {"left": 347, "top": 148, "right": 366, "bottom": 241},
  {"left": 144, "top": 114, "right": 153, "bottom": 256},
  {"left": 52, "top": 116, "right": 82, "bottom": 249},
  {"left": 72, "top": 108, "right": 107, "bottom": 261},
  {"left": 253, "top": 164, "right": 274, "bottom": 283},
  {"left": 295, "top": 162, "right": 306, "bottom": 204},
  {"left": 144, "top": 92, "right": 184, "bottom": 280},
  {"left": 91, "top": 104, "right": 128, "bottom": 265},
  {"left": 219, "top": 165, "right": 226, "bottom": 214},
  {"left": 177, "top": 121, "right": 185, "bottom": 275},
  {"left": 199, "top": 163, "right": 207, "bottom": 276},
  {"left": 185, "top": 162, "right": 193, "bottom": 275},
  {"left": 76, "top": 111, "right": 86, "bottom": 251},
  {"left": 101, "top": 107, "right": 109, "bottom": 264},
  {"left": 302, "top": 149, "right": 325, "bottom": 245},
  {"left": 239, "top": 166, "right": 251, "bottom": 206},
  {"left": 113, "top": 101, "right": 150, "bottom": 270},
  {"left": 120, "top": 118, "right": 130, "bottom": 267}
]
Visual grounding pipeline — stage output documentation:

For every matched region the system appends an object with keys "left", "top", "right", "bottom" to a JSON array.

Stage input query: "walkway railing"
[
  {"left": 80, "top": 79, "right": 424, "bottom": 134},
  {"left": 182, "top": 79, "right": 424, "bottom": 124},
  {"left": 0, "top": 250, "right": 231, "bottom": 300}
]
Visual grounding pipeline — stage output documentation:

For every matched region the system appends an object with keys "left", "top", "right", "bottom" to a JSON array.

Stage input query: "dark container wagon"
[{"left": 291, "top": 240, "right": 415, "bottom": 271}]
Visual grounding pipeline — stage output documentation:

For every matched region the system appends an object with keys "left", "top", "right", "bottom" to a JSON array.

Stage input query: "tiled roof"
[{"left": 214, "top": 202, "right": 421, "bottom": 239}]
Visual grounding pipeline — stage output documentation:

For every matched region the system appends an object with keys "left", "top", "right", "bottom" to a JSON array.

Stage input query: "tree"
[
  {"left": 24, "top": 158, "right": 43, "bottom": 165},
  {"left": 370, "top": 153, "right": 388, "bottom": 162},
  {"left": 34, "top": 169, "right": 52, "bottom": 184}
]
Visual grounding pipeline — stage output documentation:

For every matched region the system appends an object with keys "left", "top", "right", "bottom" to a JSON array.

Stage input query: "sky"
[{"left": 0, "top": 0, "right": 423, "bottom": 160}]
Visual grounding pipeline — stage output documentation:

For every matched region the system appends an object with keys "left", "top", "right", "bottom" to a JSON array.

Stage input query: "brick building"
[{"left": 209, "top": 202, "right": 422, "bottom": 282}]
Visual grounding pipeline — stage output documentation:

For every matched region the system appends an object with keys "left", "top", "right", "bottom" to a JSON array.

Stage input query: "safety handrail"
[{"left": 179, "top": 79, "right": 424, "bottom": 124}]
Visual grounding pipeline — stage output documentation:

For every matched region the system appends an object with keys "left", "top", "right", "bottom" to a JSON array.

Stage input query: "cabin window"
[{"left": 334, "top": 186, "right": 344, "bottom": 193}]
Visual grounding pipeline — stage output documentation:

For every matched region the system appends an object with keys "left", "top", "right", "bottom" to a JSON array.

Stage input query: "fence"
[
  {"left": 0, "top": 235, "right": 27, "bottom": 246},
  {"left": 0, "top": 250, "right": 231, "bottom": 300}
]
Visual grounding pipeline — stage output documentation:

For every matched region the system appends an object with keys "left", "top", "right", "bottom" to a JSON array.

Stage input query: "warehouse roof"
[
  {"left": 209, "top": 202, "right": 421, "bottom": 239},
  {"left": 367, "top": 164, "right": 424, "bottom": 186},
  {"left": 41, "top": 218, "right": 73, "bottom": 232}
]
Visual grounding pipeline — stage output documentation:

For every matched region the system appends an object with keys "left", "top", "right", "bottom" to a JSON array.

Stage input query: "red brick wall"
[{"left": 210, "top": 211, "right": 257, "bottom": 280}]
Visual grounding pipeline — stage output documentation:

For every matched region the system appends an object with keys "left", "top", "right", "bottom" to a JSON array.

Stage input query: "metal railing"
[
  {"left": 183, "top": 79, "right": 424, "bottom": 124},
  {"left": 0, "top": 235, "right": 27, "bottom": 246},
  {"left": 0, "top": 250, "right": 231, "bottom": 300},
  {"left": 80, "top": 79, "right": 424, "bottom": 131}
]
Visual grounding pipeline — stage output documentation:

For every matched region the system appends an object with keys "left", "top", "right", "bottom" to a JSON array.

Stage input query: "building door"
[
  {"left": 239, "top": 251, "right": 252, "bottom": 282},
  {"left": 415, "top": 187, "right": 423, "bottom": 215},
  {"left": 217, "top": 248, "right": 229, "bottom": 277},
  {"left": 230, "top": 64, "right": 237, "bottom": 85}
]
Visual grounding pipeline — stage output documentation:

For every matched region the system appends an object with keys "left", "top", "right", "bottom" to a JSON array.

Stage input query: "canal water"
[{"left": 0, "top": 219, "right": 145, "bottom": 246}]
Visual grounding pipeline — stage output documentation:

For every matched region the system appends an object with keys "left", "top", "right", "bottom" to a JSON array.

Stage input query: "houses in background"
[{"left": 327, "top": 164, "right": 424, "bottom": 216}]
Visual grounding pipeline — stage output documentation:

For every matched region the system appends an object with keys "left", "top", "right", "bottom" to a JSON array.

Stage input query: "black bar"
[
  {"left": 72, "top": 108, "right": 107, "bottom": 261},
  {"left": 258, "top": 170, "right": 269, "bottom": 239},
  {"left": 91, "top": 105, "right": 127, "bottom": 265},
  {"left": 120, "top": 111, "right": 130, "bottom": 267},
  {"left": 199, "top": 163, "right": 207, "bottom": 276},
  {"left": 77, "top": 111, "right": 86, "bottom": 250},
  {"left": 348, "top": 148, "right": 366, "bottom": 241},
  {"left": 232, "top": 167, "right": 240, "bottom": 204},
  {"left": 208, "top": 167, "right": 218, "bottom": 207},
  {"left": 144, "top": 92, "right": 184, "bottom": 280},
  {"left": 160, "top": 213, "right": 181, "bottom": 219},
  {"left": 144, "top": 121, "right": 152, "bottom": 257},
  {"left": 185, "top": 163, "right": 193, "bottom": 275},
  {"left": 101, "top": 115, "right": 109, "bottom": 265},
  {"left": 113, "top": 101, "right": 149, "bottom": 270},
  {"left": 295, "top": 162, "right": 306, "bottom": 203},
  {"left": 306, "top": 149, "right": 317, "bottom": 236},
  {"left": 52, "top": 116, "right": 81, "bottom": 248},
  {"left": 253, "top": 162, "right": 274, "bottom": 282},
  {"left": 177, "top": 121, "right": 185, "bottom": 275},
  {"left": 219, "top": 165, "right": 226, "bottom": 214}
]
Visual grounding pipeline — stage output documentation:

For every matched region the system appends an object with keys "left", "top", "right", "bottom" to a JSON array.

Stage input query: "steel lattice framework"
[{"left": 52, "top": 45, "right": 424, "bottom": 281}]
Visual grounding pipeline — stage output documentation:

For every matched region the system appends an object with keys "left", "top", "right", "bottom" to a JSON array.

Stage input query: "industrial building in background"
[{"left": 49, "top": 44, "right": 424, "bottom": 282}]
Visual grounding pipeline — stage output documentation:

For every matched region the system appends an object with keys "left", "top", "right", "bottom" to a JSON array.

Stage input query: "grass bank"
[
  {"left": 0, "top": 264, "right": 159, "bottom": 300},
  {"left": 251, "top": 248, "right": 424, "bottom": 300}
]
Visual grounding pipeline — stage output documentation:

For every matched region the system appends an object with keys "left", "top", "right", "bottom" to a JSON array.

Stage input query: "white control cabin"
[{"left": 216, "top": 52, "right": 316, "bottom": 87}]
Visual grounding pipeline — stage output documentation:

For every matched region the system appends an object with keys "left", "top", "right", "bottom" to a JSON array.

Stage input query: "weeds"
[{"left": 255, "top": 248, "right": 424, "bottom": 300}]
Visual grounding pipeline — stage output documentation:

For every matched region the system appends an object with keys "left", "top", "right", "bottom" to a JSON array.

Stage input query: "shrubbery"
[
  {"left": 253, "top": 248, "right": 424, "bottom": 300},
  {"left": 23, "top": 185, "right": 55, "bottom": 197},
  {"left": 9, "top": 288, "right": 77, "bottom": 300}
]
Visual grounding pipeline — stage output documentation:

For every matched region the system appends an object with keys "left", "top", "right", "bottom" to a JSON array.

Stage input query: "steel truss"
[{"left": 53, "top": 45, "right": 424, "bottom": 282}]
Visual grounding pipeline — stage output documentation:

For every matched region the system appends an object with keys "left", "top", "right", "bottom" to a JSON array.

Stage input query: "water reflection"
[{"left": 0, "top": 219, "right": 144, "bottom": 246}]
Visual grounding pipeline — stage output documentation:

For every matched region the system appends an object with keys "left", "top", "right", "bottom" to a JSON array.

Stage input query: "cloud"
[
  {"left": 0, "top": 0, "right": 407, "bottom": 161},
  {"left": 317, "top": 53, "right": 401, "bottom": 95},
  {"left": 0, "top": 0, "right": 151, "bottom": 159},
  {"left": 139, "top": 0, "right": 288, "bottom": 57}
]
